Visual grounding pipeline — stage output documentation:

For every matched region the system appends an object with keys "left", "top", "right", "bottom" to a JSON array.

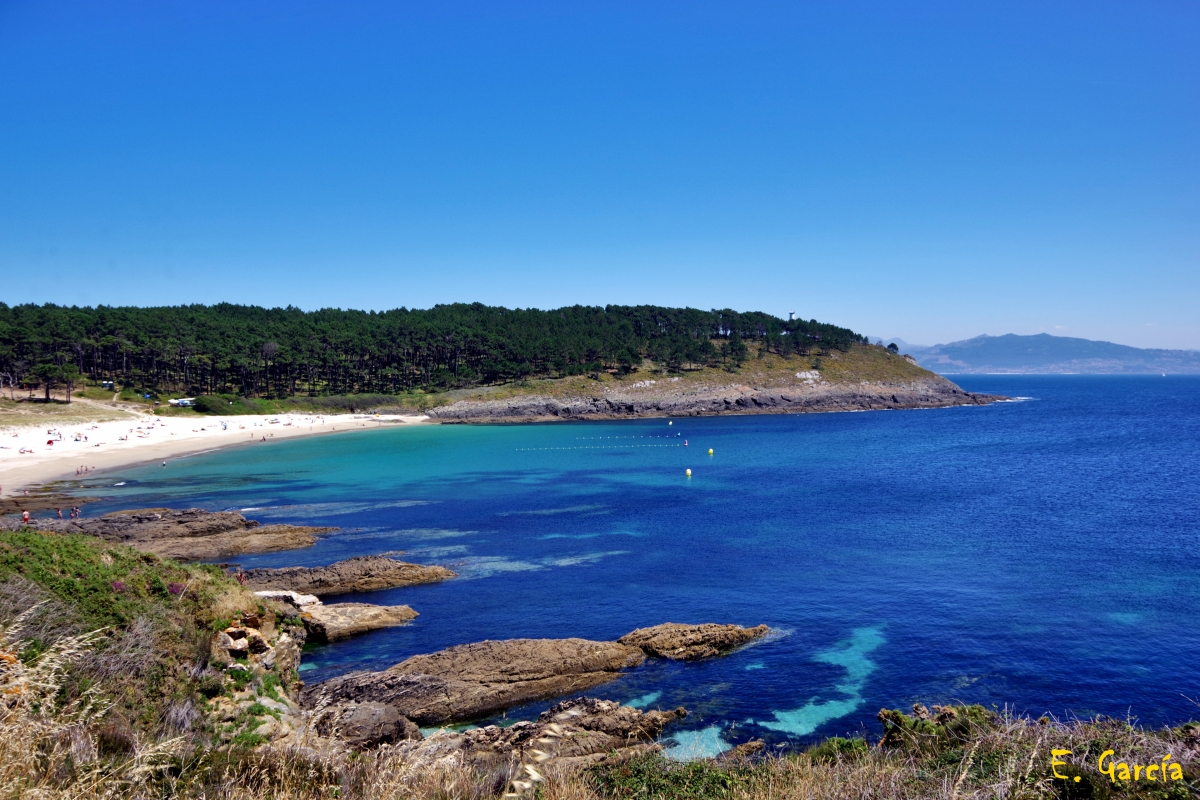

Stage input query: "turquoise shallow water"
[{"left": 80, "top": 376, "right": 1200, "bottom": 755}]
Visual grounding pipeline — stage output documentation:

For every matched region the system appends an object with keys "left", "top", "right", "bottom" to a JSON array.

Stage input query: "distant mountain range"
[{"left": 878, "top": 333, "right": 1200, "bottom": 374}]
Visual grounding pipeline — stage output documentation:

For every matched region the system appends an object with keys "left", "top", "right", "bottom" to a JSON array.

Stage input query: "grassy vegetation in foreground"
[
  {"left": 0, "top": 528, "right": 277, "bottom": 741},
  {"left": 3, "top": 527, "right": 1193, "bottom": 799}
]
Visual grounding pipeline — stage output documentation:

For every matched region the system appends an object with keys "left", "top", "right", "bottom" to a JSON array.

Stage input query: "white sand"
[{"left": 0, "top": 409, "right": 430, "bottom": 496}]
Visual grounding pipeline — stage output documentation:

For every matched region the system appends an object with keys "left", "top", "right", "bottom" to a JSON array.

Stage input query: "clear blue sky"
[{"left": 1, "top": 1, "right": 1197, "bottom": 348}]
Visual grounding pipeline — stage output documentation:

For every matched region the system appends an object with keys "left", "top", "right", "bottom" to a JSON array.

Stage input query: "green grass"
[
  {"left": 590, "top": 753, "right": 757, "bottom": 799},
  {"left": 0, "top": 529, "right": 261, "bottom": 733},
  {"left": 0, "top": 530, "right": 226, "bottom": 628}
]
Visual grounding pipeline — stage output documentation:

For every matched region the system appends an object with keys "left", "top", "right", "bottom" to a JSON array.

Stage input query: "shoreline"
[
  {"left": 1, "top": 381, "right": 1004, "bottom": 499},
  {"left": 0, "top": 411, "right": 431, "bottom": 498}
]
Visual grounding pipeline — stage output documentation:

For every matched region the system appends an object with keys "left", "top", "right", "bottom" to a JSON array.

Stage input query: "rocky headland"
[
  {"left": 426, "top": 374, "right": 1003, "bottom": 423},
  {"left": 0, "top": 506, "right": 332, "bottom": 560},
  {"left": 241, "top": 554, "right": 456, "bottom": 595}
]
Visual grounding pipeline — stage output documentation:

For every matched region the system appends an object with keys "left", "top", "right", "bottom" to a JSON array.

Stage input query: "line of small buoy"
[{"left": 574, "top": 435, "right": 677, "bottom": 440}]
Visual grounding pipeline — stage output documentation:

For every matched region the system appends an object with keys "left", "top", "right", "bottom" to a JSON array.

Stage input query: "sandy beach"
[{"left": 0, "top": 407, "right": 430, "bottom": 497}]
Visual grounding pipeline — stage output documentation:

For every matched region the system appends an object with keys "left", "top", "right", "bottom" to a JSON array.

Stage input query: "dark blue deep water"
[{"left": 81, "top": 376, "right": 1200, "bottom": 756}]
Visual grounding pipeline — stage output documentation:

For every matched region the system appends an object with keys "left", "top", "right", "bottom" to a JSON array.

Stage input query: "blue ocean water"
[{"left": 79, "top": 376, "right": 1200, "bottom": 753}]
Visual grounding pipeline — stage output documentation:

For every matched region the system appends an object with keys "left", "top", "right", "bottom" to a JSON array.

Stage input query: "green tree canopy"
[{"left": 0, "top": 302, "right": 864, "bottom": 398}]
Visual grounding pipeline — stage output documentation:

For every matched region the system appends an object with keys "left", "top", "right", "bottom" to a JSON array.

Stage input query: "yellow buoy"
[
  {"left": 685, "top": 468, "right": 692, "bottom": 477},
  {"left": 708, "top": 448, "right": 714, "bottom": 455}
]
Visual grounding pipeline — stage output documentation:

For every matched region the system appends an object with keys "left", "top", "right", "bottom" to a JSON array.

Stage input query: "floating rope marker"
[
  {"left": 708, "top": 448, "right": 714, "bottom": 455},
  {"left": 686, "top": 468, "right": 692, "bottom": 477}
]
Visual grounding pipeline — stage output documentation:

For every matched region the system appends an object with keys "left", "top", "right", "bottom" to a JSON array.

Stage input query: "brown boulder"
[
  {"left": 314, "top": 701, "right": 422, "bottom": 748},
  {"left": 302, "top": 638, "right": 645, "bottom": 725},
  {"left": 302, "top": 602, "right": 419, "bottom": 643},
  {"left": 619, "top": 622, "right": 770, "bottom": 660}
]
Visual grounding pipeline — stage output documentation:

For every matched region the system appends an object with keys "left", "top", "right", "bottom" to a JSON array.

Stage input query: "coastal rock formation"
[
  {"left": 241, "top": 555, "right": 456, "bottom": 595},
  {"left": 303, "top": 602, "right": 419, "bottom": 643},
  {"left": 313, "top": 701, "right": 423, "bottom": 748},
  {"left": 304, "top": 621, "right": 768, "bottom": 728},
  {"left": 619, "top": 622, "right": 769, "bottom": 660},
  {"left": 302, "top": 638, "right": 647, "bottom": 725},
  {"left": 202, "top": 609, "right": 311, "bottom": 745},
  {"left": 253, "top": 590, "right": 421, "bottom": 643},
  {"left": 0, "top": 507, "right": 331, "bottom": 560},
  {"left": 425, "top": 376, "right": 1003, "bottom": 423},
  {"left": 386, "top": 697, "right": 687, "bottom": 769}
]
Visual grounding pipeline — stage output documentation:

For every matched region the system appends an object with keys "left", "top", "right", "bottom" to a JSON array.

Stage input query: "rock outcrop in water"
[
  {"left": 0, "top": 507, "right": 331, "bottom": 560},
  {"left": 302, "top": 602, "right": 419, "bottom": 643},
  {"left": 303, "top": 622, "right": 767, "bottom": 726},
  {"left": 619, "top": 622, "right": 770, "bottom": 660},
  {"left": 303, "top": 638, "right": 647, "bottom": 724},
  {"left": 241, "top": 555, "right": 456, "bottom": 595},
  {"left": 255, "top": 588, "right": 422, "bottom": 643}
]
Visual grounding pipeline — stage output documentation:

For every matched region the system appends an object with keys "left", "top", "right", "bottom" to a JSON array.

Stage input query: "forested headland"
[{"left": 0, "top": 303, "right": 864, "bottom": 400}]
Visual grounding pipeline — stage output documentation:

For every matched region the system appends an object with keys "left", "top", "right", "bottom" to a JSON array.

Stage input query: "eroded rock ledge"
[
  {"left": 254, "top": 590, "right": 421, "bottom": 643},
  {"left": 303, "top": 622, "right": 768, "bottom": 728},
  {"left": 0, "top": 507, "right": 331, "bottom": 560},
  {"left": 304, "top": 637, "right": 646, "bottom": 724},
  {"left": 242, "top": 555, "right": 456, "bottom": 595},
  {"left": 310, "top": 603, "right": 419, "bottom": 643},
  {"left": 386, "top": 697, "right": 688, "bottom": 769}
]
